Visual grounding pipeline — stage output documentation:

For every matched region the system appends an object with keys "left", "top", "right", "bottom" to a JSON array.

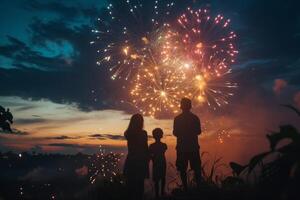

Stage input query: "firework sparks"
[
  {"left": 186, "top": 69, "right": 238, "bottom": 109},
  {"left": 130, "top": 57, "right": 189, "bottom": 118},
  {"left": 217, "top": 129, "right": 231, "bottom": 144},
  {"left": 202, "top": 119, "right": 233, "bottom": 144},
  {"left": 173, "top": 7, "right": 238, "bottom": 77},
  {"left": 93, "top": 1, "right": 238, "bottom": 115},
  {"left": 158, "top": 8, "right": 239, "bottom": 109},
  {"left": 89, "top": 146, "right": 123, "bottom": 184},
  {"left": 92, "top": 0, "right": 181, "bottom": 80}
]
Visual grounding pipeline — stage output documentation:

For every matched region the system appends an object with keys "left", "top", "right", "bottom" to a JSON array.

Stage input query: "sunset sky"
[{"left": 0, "top": 0, "right": 300, "bottom": 165}]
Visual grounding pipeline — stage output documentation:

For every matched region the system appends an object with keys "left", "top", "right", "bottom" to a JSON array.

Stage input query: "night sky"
[{"left": 0, "top": 0, "right": 300, "bottom": 164}]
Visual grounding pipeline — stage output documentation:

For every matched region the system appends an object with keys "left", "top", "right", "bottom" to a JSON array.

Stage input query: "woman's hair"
[{"left": 124, "top": 113, "right": 144, "bottom": 138}]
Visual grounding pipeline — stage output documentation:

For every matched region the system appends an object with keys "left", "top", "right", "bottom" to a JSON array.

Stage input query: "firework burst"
[
  {"left": 130, "top": 52, "right": 189, "bottom": 117},
  {"left": 185, "top": 69, "right": 238, "bottom": 109},
  {"left": 93, "top": 1, "right": 239, "bottom": 115},
  {"left": 173, "top": 7, "right": 238, "bottom": 77},
  {"left": 89, "top": 146, "right": 123, "bottom": 184},
  {"left": 155, "top": 7, "right": 239, "bottom": 109},
  {"left": 91, "top": 0, "right": 193, "bottom": 80}
]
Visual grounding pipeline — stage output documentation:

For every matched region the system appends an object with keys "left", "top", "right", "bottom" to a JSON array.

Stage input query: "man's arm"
[
  {"left": 195, "top": 116, "right": 201, "bottom": 135},
  {"left": 173, "top": 117, "right": 179, "bottom": 137}
]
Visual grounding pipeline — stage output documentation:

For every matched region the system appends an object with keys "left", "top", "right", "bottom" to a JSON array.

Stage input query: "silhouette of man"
[{"left": 173, "top": 98, "right": 202, "bottom": 190}]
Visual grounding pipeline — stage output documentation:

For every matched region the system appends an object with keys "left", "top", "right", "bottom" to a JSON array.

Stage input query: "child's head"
[{"left": 152, "top": 128, "right": 163, "bottom": 142}]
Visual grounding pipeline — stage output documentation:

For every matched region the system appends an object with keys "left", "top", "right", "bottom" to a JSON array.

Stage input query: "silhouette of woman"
[{"left": 123, "top": 114, "right": 149, "bottom": 200}]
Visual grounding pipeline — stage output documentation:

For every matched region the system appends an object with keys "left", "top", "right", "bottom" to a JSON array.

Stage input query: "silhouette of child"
[{"left": 149, "top": 128, "right": 167, "bottom": 198}]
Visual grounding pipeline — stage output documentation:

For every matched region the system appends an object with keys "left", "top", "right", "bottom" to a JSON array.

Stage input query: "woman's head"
[{"left": 126, "top": 113, "right": 144, "bottom": 134}]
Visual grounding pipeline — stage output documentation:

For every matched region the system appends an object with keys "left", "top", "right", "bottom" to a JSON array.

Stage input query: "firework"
[
  {"left": 93, "top": 1, "right": 238, "bottom": 115},
  {"left": 129, "top": 9, "right": 239, "bottom": 113},
  {"left": 157, "top": 8, "right": 239, "bottom": 109},
  {"left": 202, "top": 118, "right": 232, "bottom": 144},
  {"left": 91, "top": 0, "right": 195, "bottom": 80},
  {"left": 89, "top": 146, "right": 123, "bottom": 184},
  {"left": 91, "top": 0, "right": 201, "bottom": 80},
  {"left": 185, "top": 69, "right": 238, "bottom": 109},
  {"left": 217, "top": 129, "right": 231, "bottom": 144},
  {"left": 130, "top": 57, "right": 189, "bottom": 117},
  {"left": 129, "top": 30, "right": 195, "bottom": 117},
  {"left": 173, "top": 7, "right": 238, "bottom": 77}
]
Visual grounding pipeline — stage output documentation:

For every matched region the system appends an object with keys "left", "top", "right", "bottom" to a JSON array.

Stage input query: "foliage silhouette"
[
  {"left": 0, "top": 105, "right": 13, "bottom": 132},
  {"left": 227, "top": 104, "right": 300, "bottom": 199},
  {"left": 169, "top": 104, "right": 300, "bottom": 200}
]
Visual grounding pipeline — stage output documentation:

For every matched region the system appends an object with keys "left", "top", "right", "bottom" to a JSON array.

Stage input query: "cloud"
[
  {"left": 24, "top": 0, "right": 99, "bottom": 21},
  {"left": 0, "top": 17, "right": 125, "bottom": 111},
  {"left": 88, "top": 134, "right": 105, "bottom": 140},
  {"left": 15, "top": 105, "right": 38, "bottom": 111},
  {"left": 12, "top": 129, "right": 30, "bottom": 135},
  {"left": 25, "top": 0, "right": 81, "bottom": 19},
  {"left": 103, "top": 134, "right": 125, "bottom": 140},
  {"left": 14, "top": 118, "right": 47, "bottom": 125},
  {"left": 0, "top": 36, "right": 72, "bottom": 70},
  {"left": 273, "top": 79, "right": 288, "bottom": 95},
  {"left": 0, "top": 128, "right": 30, "bottom": 135},
  {"left": 234, "top": 59, "right": 274, "bottom": 69},
  {"left": 48, "top": 143, "right": 84, "bottom": 148},
  {"left": 46, "top": 135, "right": 82, "bottom": 140},
  {"left": 30, "top": 145, "right": 43, "bottom": 153},
  {"left": 89, "top": 133, "right": 125, "bottom": 141}
]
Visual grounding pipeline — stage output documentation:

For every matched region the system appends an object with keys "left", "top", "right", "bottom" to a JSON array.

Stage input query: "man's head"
[{"left": 180, "top": 98, "right": 192, "bottom": 112}]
